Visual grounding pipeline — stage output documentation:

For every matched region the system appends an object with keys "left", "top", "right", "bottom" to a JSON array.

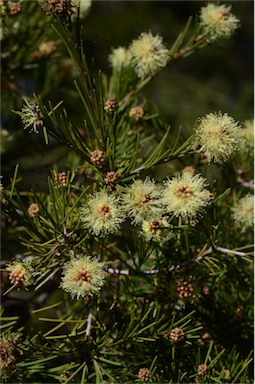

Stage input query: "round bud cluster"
[
  {"left": 8, "top": 1, "right": 21, "bottom": 15},
  {"left": 129, "top": 105, "right": 144, "bottom": 121},
  {"left": 169, "top": 327, "right": 185, "bottom": 342},
  {"left": 104, "top": 99, "right": 118, "bottom": 114},
  {"left": 224, "top": 369, "right": 231, "bottom": 381},
  {"left": 59, "top": 371, "right": 70, "bottom": 379},
  {"left": 182, "top": 166, "right": 195, "bottom": 176},
  {"left": 104, "top": 171, "right": 118, "bottom": 185},
  {"left": 137, "top": 367, "right": 151, "bottom": 382},
  {"left": 90, "top": 149, "right": 105, "bottom": 166},
  {"left": 32, "top": 41, "right": 57, "bottom": 59},
  {"left": 177, "top": 281, "right": 194, "bottom": 299},
  {"left": 28, "top": 203, "right": 39, "bottom": 218},
  {"left": 9, "top": 268, "right": 26, "bottom": 286},
  {"left": 55, "top": 172, "right": 67, "bottom": 187},
  {"left": 39, "top": 0, "right": 67, "bottom": 16},
  {"left": 198, "top": 363, "right": 208, "bottom": 377}
]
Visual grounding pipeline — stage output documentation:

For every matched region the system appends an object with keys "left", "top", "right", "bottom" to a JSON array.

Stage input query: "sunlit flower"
[
  {"left": 129, "top": 32, "right": 169, "bottom": 79},
  {"left": 109, "top": 47, "right": 132, "bottom": 69},
  {"left": 141, "top": 218, "right": 173, "bottom": 245},
  {"left": 163, "top": 173, "right": 211, "bottom": 218},
  {"left": 122, "top": 178, "right": 164, "bottom": 225},
  {"left": 194, "top": 112, "right": 243, "bottom": 163},
  {"left": 199, "top": 3, "right": 240, "bottom": 41},
  {"left": 231, "top": 194, "right": 254, "bottom": 232},
  {"left": 7, "top": 261, "right": 34, "bottom": 287},
  {"left": 61, "top": 256, "right": 105, "bottom": 299},
  {"left": 80, "top": 190, "right": 125, "bottom": 236}
]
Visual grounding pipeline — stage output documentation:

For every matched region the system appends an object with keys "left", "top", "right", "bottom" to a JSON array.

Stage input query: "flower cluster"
[
  {"left": 129, "top": 32, "right": 170, "bottom": 79},
  {"left": 199, "top": 3, "right": 240, "bottom": 41},
  {"left": 109, "top": 47, "right": 132, "bottom": 70},
  {"left": 194, "top": 112, "right": 243, "bottom": 163},
  {"left": 163, "top": 173, "right": 211, "bottom": 219},
  {"left": 122, "top": 178, "right": 164, "bottom": 225},
  {"left": 80, "top": 174, "right": 212, "bottom": 241},
  {"left": 109, "top": 31, "right": 169, "bottom": 79},
  {"left": 80, "top": 190, "right": 125, "bottom": 237},
  {"left": 231, "top": 194, "right": 254, "bottom": 232},
  {"left": 61, "top": 256, "right": 105, "bottom": 299},
  {"left": 141, "top": 218, "right": 173, "bottom": 245}
]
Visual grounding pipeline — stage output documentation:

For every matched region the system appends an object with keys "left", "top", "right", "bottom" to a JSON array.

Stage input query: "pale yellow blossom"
[
  {"left": 129, "top": 32, "right": 169, "bottom": 79},
  {"left": 199, "top": 3, "right": 240, "bottom": 41}
]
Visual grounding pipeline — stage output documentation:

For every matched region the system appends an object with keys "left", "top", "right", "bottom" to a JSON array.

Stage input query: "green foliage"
[{"left": 1, "top": 1, "right": 253, "bottom": 383}]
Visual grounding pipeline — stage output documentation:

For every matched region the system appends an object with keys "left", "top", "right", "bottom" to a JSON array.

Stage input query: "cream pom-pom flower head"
[
  {"left": 61, "top": 256, "right": 105, "bottom": 299},
  {"left": 122, "top": 178, "right": 164, "bottom": 225},
  {"left": 129, "top": 32, "right": 169, "bottom": 79},
  {"left": 240, "top": 119, "right": 254, "bottom": 152},
  {"left": 199, "top": 3, "right": 240, "bottom": 41},
  {"left": 231, "top": 194, "right": 254, "bottom": 232},
  {"left": 194, "top": 112, "right": 243, "bottom": 163},
  {"left": 141, "top": 218, "right": 174, "bottom": 245},
  {"left": 80, "top": 190, "right": 125, "bottom": 237},
  {"left": 163, "top": 173, "right": 211, "bottom": 219},
  {"left": 109, "top": 47, "right": 132, "bottom": 70}
]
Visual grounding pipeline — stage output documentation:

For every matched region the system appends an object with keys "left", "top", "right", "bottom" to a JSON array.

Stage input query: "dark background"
[{"left": 84, "top": 1, "right": 253, "bottom": 127}]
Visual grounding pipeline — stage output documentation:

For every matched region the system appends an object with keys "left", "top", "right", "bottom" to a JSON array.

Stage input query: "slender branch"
[
  {"left": 106, "top": 267, "right": 130, "bottom": 276},
  {"left": 106, "top": 246, "right": 248, "bottom": 276},
  {"left": 129, "top": 165, "right": 146, "bottom": 175},
  {"left": 119, "top": 76, "right": 152, "bottom": 105},
  {"left": 215, "top": 246, "right": 247, "bottom": 257},
  {"left": 85, "top": 311, "right": 93, "bottom": 337}
]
